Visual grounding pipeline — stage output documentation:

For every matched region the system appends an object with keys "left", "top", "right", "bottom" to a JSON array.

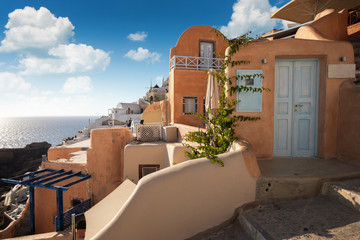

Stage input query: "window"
[
  {"left": 236, "top": 70, "right": 263, "bottom": 112},
  {"left": 199, "top": 41, "right": 215, "bottom": 69},
  {"left": 139, "top": 164, "right": 160, "bottom": 179},
  {"left": 183, "top": 97, "right": 198, "bottom": 115},
  {"left": 199, "top": 41, "right": 214, "bottom": 59}
]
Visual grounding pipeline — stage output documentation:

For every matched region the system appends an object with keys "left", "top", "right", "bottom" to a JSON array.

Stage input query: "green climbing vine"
[{"left": 183, "top": 30, "right": 269, "bottom": 166}]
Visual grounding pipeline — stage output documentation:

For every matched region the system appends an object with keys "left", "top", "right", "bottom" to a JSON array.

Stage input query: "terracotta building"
[{"left": 168, "top": 25, "right": 228, "bottom": 127}]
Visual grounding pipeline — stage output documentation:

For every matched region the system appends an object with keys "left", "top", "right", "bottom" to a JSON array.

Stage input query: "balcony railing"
[
  {"left": 170, "top": 55, "right": 224, "bottom": 71},
  {"left": 348, "top": 8, "right": 360, "bottom": 25},
  {"left": 55, "top": 198, "right": 91, "bottom": 231}
]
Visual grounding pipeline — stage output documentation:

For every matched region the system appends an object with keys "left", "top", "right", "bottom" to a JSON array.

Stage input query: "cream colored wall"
[
  {"left": 124, "top": 143, "right": 169, "bottom": 183},
  {"left": 123, "top": 142, "right": 190, "bottom": 183},
  {"left": 174, "top": 123, "right": 204, "bottom": 141},
  {"left": 166, "top": 143, "right": 189, "bottom": 165},
  {"left": 86, "top": 141, "right": 259, "bottom": 240}
]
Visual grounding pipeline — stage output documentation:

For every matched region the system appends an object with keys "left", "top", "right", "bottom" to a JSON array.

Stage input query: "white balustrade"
[{"left": 170, "top": 55, "right": 224, "bottom": 70}]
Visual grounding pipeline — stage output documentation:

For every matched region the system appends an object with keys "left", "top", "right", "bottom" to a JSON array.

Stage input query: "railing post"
[
  {"left": 72, "top": 213, "right": 76, "bottom": 240},
  {"left": 29, "top": 186, "right": 35, "bottom": 234},
  {"left": 56, "top": 189, "right": 64, "bottom": 231},
  {"left": 29, "top": 172, "right": 35, "bottom": 234}
]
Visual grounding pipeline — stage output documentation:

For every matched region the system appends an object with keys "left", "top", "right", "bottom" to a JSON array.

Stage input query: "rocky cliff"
[{"left": 0, "top": 142, "right": 51, "bottom": 180}]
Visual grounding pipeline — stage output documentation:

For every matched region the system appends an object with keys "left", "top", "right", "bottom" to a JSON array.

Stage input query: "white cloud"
[
  {"left": 20, "top": 44, "right": 110, "bottom": 75},
  {"left": 0, "top": 6, "right": 74, "bottom": 52},
  {"left": 62, "top": 76, "right": 93, "bottom": 94},
  {"left": 127, "top": 31, "right": 148, "bottom": 41},
  {"left": 125, "top": 47, "right": 160, "bottom": 63},
  {"left": 0, "top": 72, "right": 31, "bottom": 91},
  {"left": 220, "top": 0, "right": 279, "bottom": 38}
]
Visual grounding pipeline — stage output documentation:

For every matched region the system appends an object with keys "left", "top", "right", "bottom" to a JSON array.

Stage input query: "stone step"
[
  {"left": 239, "top": 194, "right": 360, "bottom": 240},
  {"left": 322, "top": 178, "right": 360, "bottom": 213},
  {"left": 194, "top": 220, "right": 252, "bottom": 240}
]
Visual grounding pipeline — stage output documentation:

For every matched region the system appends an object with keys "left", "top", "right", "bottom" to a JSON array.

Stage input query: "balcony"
[{"left": 170, "top": 55, "right": 224, "bottom": 71}]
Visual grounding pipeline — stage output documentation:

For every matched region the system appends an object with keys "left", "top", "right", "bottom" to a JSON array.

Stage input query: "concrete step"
[
  {"left": 239, "top": 194, "right": 360, "bottom": 240},
  {"left": 322, "top": 178, "right": 360, "bottom": 213},
  {"left": 194, "top": 220, "right": 252, "bottom": 240}
]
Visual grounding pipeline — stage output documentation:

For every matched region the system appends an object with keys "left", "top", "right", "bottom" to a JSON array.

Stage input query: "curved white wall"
[{"left": 86, "top": 142, "right": 258, "bottom": 240}]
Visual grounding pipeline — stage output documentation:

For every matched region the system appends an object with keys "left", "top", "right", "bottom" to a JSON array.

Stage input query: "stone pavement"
[
  {"left": 239, "top": 178, "right": 360, "bottom": 240},
  {"left": 190, "top": 158, "right": 360, "bottom": 240}
]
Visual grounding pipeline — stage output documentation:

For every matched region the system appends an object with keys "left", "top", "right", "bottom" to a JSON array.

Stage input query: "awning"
[{"left": 271, "top": 0, "right": 360, "bottom": 23}]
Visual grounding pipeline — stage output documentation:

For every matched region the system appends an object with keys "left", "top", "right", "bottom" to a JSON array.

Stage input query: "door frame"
[{"left": 274, "top": 59, "right": 319, "bottom": 157}]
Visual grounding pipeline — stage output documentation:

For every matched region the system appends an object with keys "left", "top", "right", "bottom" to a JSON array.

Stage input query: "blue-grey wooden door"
[{"left": 274, "top": 60, "right": 318, "bottom": 157}]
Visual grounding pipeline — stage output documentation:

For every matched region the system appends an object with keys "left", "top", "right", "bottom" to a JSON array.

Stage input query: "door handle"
[{"left": 294, "top": 104, "right": 303, "bottom": 107}]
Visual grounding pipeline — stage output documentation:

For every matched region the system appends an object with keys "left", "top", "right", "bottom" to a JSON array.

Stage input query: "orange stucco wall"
[
  {"left": 86, "top": 128, "right": 134, "bottom": 204},
  {"left": 47, "top": 147, "right": 83, "bottom": 160},
  {"left": 35, "top": 162, "right": 88, "bottom": 233},
  {"left": 34, "top": 128, "right": 134, "bottom": 233},
  {"left": 295, "top": 9, "right": 349, "bottom": 41},
  {"left": 227, "top": 38, "right": 354, "bottom": 159},
  {"left": 337, "top": 80, "right": 360, "bottom": 163},
  {"left": 169, "top": 25, "right": 227, "bottom": 126},
  {"left": 170, "top": 69, "right": 209, "bottom": 126},
  {"left": 170, "top": 25, "right": 227, "bottom": 59},
  {"left": 141, "top": 101, "right": 162, "bottom": 124},
  {"left": 142, "top": 100, "right": 170, "bottom": 126}
]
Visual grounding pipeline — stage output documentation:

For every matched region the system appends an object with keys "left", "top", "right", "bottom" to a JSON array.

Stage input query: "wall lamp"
[
  {"left": 339, "top": 56, "right": 347, "bottom": 62},
  {"left": 262, "top": 58, "right": 267, "bottom": 64}
]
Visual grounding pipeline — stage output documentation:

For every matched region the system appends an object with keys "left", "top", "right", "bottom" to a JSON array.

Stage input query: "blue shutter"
[{"left": 236, "top": 70, "right": 263, "bottom": 112}]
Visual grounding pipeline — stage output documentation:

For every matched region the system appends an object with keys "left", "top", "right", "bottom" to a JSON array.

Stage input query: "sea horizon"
[{"left": 0, "top": 116, "right": 100, "bottom": 148}]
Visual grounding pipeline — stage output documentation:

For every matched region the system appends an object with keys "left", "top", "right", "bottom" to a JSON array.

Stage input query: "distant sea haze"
[{"left": 0, "top": 116, "right": 99, "bottom": 148}]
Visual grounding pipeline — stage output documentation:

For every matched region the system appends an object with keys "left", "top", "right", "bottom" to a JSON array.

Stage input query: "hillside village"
[{"left": 1, "top": 1, "right": 360, "bottom": 240}]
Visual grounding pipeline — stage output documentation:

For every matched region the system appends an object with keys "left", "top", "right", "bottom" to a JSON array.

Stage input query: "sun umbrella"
[
  {"left": 205, "top": 69, "right": 220, "bottom": 114},
  {"left": 271, "top": 0, "right": 360, "bottom": 23}
]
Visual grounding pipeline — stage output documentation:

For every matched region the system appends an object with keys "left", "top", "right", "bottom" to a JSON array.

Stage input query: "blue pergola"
[{"left": 2, "top": 169, "right": 91, "bottom": 234}]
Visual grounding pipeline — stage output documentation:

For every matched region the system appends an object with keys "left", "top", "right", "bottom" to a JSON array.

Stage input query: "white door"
[{"left": 274, "top": 60, "right": 318, "bottom": 157}]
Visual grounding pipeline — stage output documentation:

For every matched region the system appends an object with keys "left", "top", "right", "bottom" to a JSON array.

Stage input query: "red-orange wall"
[
  {"left": 169, "top": 25, "right": 227, "bottom": 126},
  {"left": 337, "top": 80, "right": 360, "bottom": 163},
  {"left": 227, "top": 38, "right": 354, "bottom": 159}
]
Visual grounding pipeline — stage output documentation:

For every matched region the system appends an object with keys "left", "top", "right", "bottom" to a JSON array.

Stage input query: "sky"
[{"left": 0, "top": 0, "right": 291, "bottom": 117}]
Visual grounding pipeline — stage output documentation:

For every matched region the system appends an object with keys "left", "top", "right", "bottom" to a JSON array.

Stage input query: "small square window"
[
  {"left": 183, "top": 97, "right": 198, "bottom": 115},
  {"left": 139, "top": 164, "right": 160, "bottom": 179}
]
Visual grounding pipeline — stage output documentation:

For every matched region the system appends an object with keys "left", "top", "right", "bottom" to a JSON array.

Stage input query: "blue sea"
[{"left": 0, "top": 116, "right": 99, "bottom": 148}]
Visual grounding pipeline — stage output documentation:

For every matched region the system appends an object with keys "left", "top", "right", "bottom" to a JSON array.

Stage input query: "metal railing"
[
  {"left": 170, "top": 55, "right": 224, "bottom": 71},
  {"left": 55, "top": 198, "right": 91, "bottom": 231},
  {"left": 349, "top": 8, "right": 360, "bottom": 25}
]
